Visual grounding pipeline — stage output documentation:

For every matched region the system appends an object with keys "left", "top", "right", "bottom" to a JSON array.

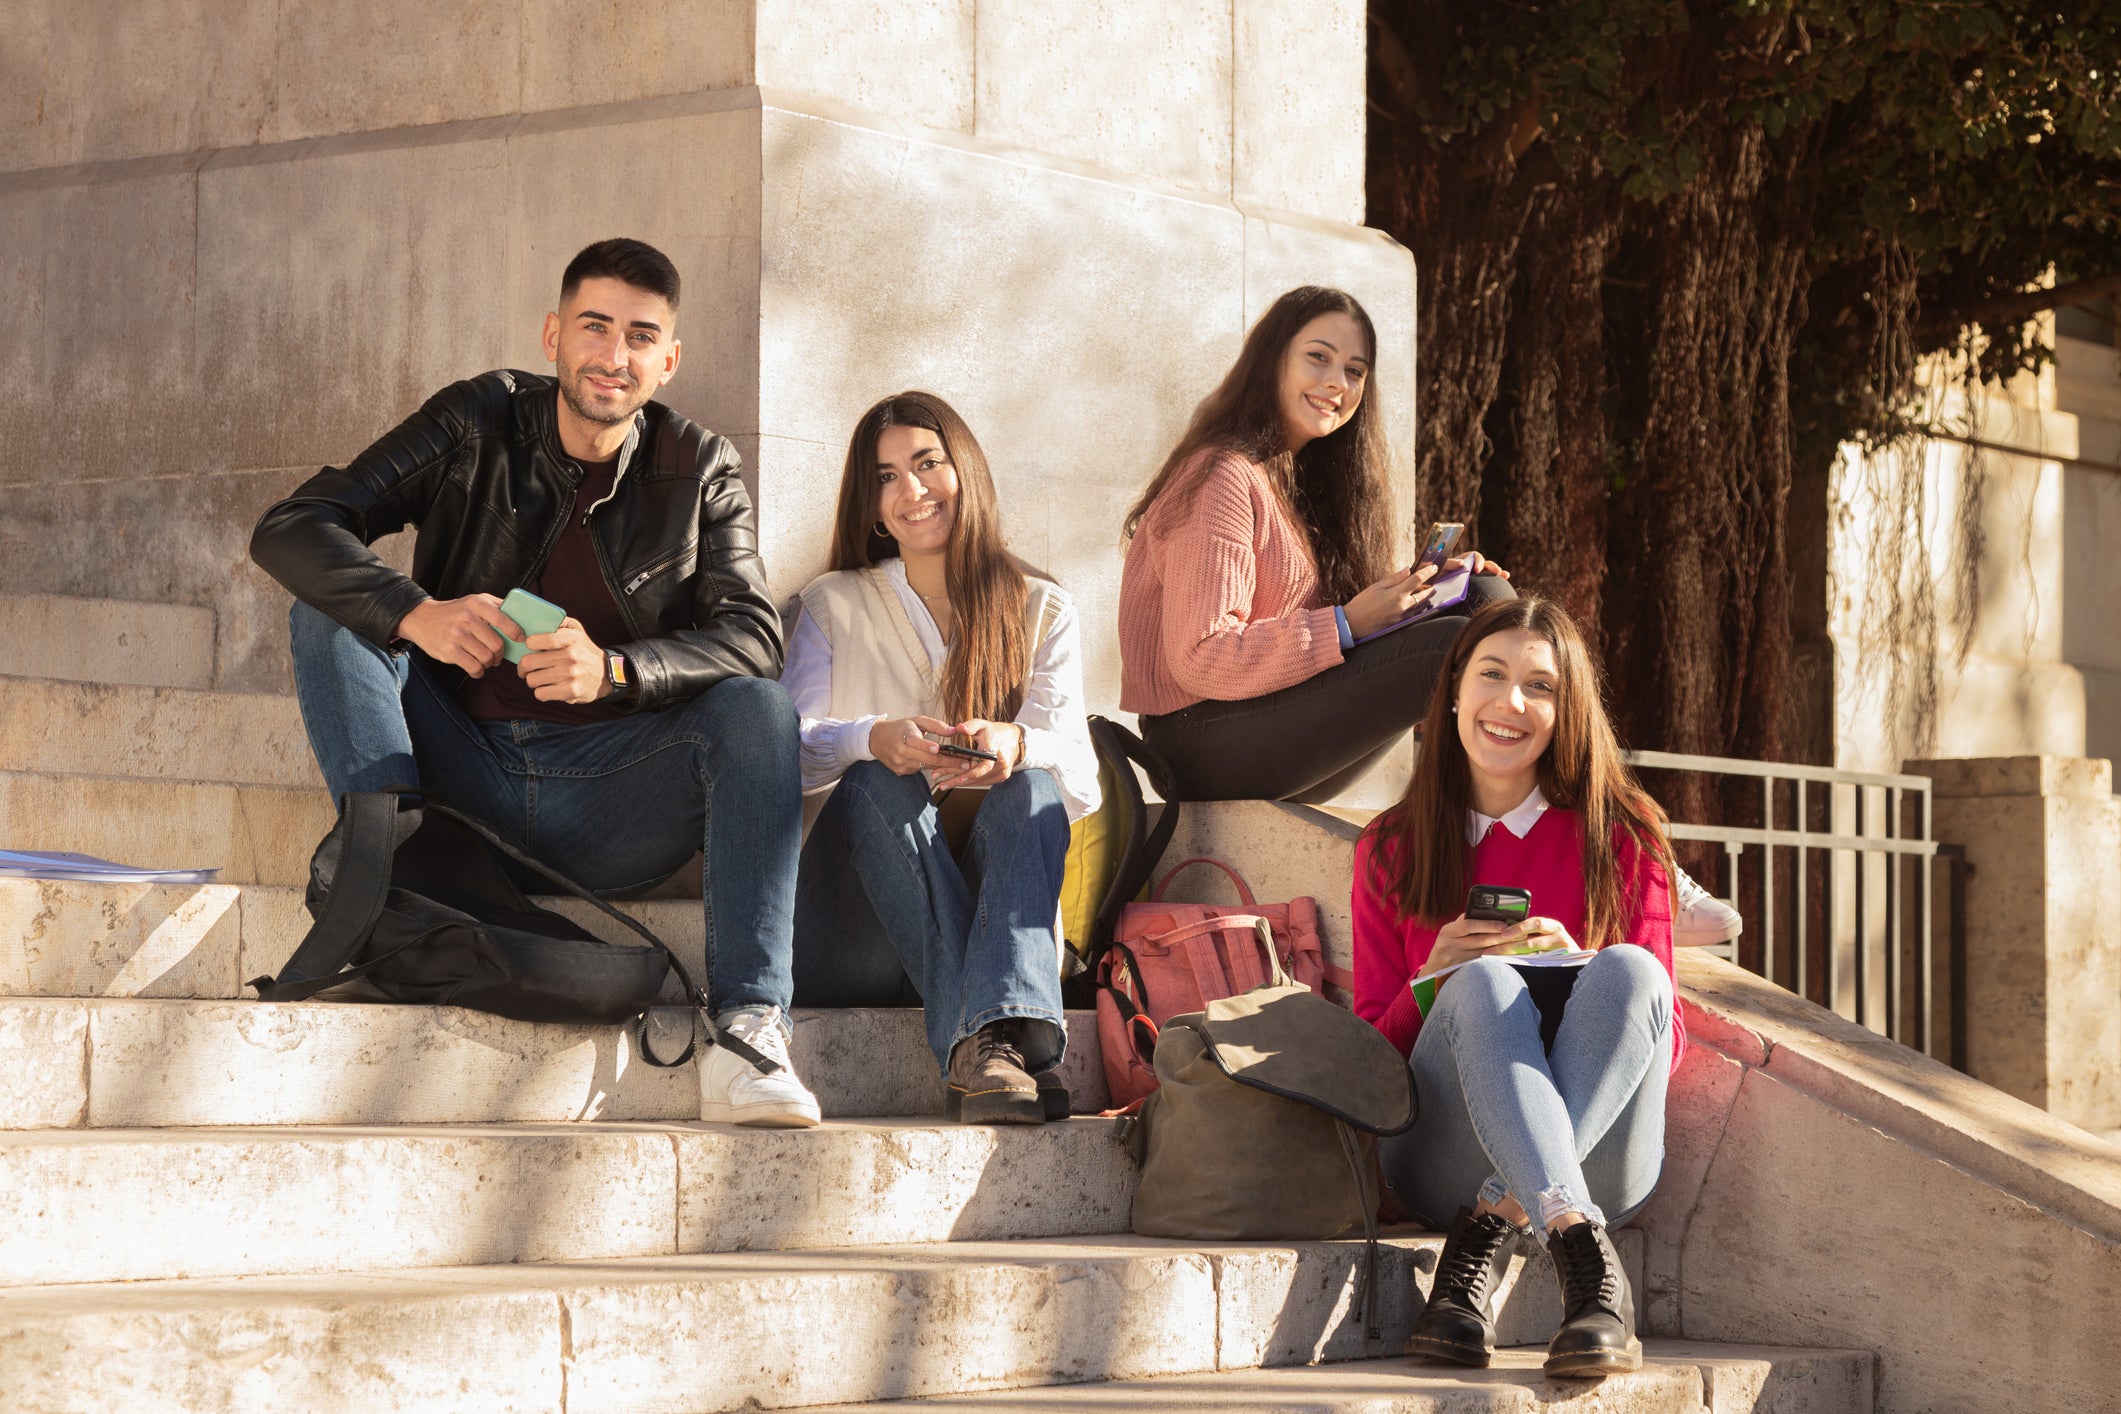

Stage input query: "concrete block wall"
[
  {"left": 1905, "top": 755, "right": 2121, "bottom": 1128},
  {"left": 1830, "top": 388, "right": 2093, "bottom": 774},
  {"left": 2, "top": 2, "right": 1413, "bottom": 799}
]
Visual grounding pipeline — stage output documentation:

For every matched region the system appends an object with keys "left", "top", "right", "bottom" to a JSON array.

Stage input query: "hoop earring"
[{"left": 873, "top": 520, "right": 891, "bottom": 539}]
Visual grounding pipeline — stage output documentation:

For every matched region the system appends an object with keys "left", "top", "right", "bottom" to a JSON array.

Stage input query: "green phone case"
[{"left": 498, "top": 589, "right": 566, "bottom": 663}]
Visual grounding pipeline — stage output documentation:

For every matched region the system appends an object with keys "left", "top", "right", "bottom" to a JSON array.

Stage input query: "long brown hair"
[
  {"left": 1121, "top": 285, "right": 1395, "bottom": 605},
  {"left": 1365, "top": 597, "right": 1675, "bottom": 948},
  {"left": 828, "top": 391, "right": 1031, "bottom": 724}
]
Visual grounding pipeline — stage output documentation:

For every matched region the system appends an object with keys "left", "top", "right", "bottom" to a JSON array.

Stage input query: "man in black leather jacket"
[{"left": 251, "top": 238, "right": 820, "bottom": 1127}]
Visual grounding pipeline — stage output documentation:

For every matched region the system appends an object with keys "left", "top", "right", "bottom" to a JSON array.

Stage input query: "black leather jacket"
[{"left": 250, "top": 370, "right": 782, "bottom": 712}]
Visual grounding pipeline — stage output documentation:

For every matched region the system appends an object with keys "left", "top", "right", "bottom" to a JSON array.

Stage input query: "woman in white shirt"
[{"left": 783, "top": 391, "right": 1100, "bottom": 1124}]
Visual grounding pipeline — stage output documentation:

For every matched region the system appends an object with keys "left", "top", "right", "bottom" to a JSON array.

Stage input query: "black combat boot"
[
  {"left": 1404, "top": 1206, "right": 1524, "bottom": 1366},
  {"left": 1543, "top": 1221, "right": 1641, "bottom": 1376}
]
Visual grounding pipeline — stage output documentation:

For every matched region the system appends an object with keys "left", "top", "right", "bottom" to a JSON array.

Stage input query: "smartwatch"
[{"left": 603, "top": 650, "right": 633, "bottom": 700}]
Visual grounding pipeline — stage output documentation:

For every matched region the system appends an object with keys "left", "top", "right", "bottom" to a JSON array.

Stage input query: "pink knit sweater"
[{"left": 1118, "top": 450, "right": 1344, "bottom": 715}]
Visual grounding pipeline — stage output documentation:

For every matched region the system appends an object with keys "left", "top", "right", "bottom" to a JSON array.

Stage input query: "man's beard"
[{"left": 558, "top": 362, "right": 647, "bottom": 426}]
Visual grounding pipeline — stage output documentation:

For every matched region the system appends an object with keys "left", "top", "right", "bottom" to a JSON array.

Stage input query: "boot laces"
[
  {"left": 1437, "top": 1214, "right": 1514, "bottom": 1303},
  {"left": 972, "top": 1022, "right": 1026, "bottom": 1071},
  {"left": 1556, "top": 1228, "right": 1620, "bottom": 1311}
]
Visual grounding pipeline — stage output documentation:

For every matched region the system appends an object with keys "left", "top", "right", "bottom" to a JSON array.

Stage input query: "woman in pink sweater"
[
  {"left": 1353, "top": 596, "right": 1680, "bottom": 1378},
  {"left": 1117, "top": 285, "right": 1512, "bottom": 802}
]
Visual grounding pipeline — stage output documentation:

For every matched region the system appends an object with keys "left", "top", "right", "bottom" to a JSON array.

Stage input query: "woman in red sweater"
[
  {"left": 1116, "top": 285, "right": 1513, "bottom": 803},
  {"left": 1353, "top": 596, "right": 1681, "bottom": 1378}
]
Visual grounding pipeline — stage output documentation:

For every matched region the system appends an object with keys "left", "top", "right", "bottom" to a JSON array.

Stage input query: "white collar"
[{"left": 1467, "top": 785, "right": 1549, "bottom": 847}]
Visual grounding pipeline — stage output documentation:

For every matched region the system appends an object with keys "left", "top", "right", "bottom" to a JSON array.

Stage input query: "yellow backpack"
[{"left": 1059, "top": 716, "right": 1180, "bottom": 983}]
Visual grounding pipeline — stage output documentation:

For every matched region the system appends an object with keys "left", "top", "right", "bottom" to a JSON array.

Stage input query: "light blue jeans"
[
  {"left": 286, "top": 601, "right": 801, "bottom": 1015},
  {"left": 791, "top": 760, "right": 1069, "bottom": 1076},
  {"left": 1380, "top": 945, "right": 1673, "bottom": 1231}
]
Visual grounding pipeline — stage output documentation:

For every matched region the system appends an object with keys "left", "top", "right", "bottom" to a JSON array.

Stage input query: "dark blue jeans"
[
  {"left": 792, "top": 760, "right": 1069, "bottom": 1075},
  {"left": 287, "top": 601, "right": 799, "bottom": 1013}
]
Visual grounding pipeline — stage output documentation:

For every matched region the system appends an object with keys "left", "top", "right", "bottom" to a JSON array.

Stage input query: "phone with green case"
[{"left": 498, "top": 588, "right": 566, "bottom": 664}]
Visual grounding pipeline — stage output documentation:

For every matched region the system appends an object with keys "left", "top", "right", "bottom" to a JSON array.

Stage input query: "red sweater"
[{"left": 1352, "top": 807, "right": 1685, "bottom": 1070}]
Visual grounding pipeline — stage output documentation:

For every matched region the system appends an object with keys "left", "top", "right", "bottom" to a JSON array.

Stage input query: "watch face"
[{"left": 606, "top": 652, "right": 629, "bottom": 688}]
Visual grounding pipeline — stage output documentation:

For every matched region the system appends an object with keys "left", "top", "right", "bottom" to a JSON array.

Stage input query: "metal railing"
[{"left": 1623, "top": 750, "right": 1946, "bottom": 1056}]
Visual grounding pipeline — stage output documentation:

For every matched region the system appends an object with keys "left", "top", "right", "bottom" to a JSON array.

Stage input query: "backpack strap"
[
  {"left": 1085, "top": 718, "right": 1184, "bottom": 967},
  {"left": 415, "top": 800, "right": 775, "bottom": 1076},
  {"left": 1336, "top": 1119, "right": 1384, "bottom": 1340},
  {"left": 1150, "top": 856, "right": 1258, "bottom": 906},
  {"left": 249, "top": 792, "right": 403, "bottom": 1002},
  {"left": 250, "top": 790, "right": 774, "bottom": 1076}
]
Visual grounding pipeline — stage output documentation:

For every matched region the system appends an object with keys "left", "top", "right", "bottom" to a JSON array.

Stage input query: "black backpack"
[{"left": 249, "top": 791, "right": 772, "bottom": 1073}]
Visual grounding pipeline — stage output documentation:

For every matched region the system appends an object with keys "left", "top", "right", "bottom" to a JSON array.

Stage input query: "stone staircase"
[{"left": 0, "top": 595, "right": 1875, "bottom": 1411}]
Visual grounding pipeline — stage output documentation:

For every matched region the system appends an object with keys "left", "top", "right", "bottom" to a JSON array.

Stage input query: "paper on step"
[{"left": 0, "top": 849, "right": 221, "bottom": 885}]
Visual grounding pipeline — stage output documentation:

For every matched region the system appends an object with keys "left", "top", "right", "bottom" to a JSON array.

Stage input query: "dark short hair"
[{"left": 559, "top": 238, "right": 681, "bottom": 313}]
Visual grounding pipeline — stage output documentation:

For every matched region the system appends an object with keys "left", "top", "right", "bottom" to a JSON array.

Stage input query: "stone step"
[
  {"left": 806, "top": 1343, "right": 1874, "bottom": 1413},
  {"left": 0, "top": 998, "right": 1112, "bottom": 1128},
  {"left": 0, "top": 768, "right": 329, "bottom": 885},
  {"left": 0, "top": 1120, "right": 1140, "bottom": 1286},
  {"left": 0, "top": 1233, "right": 1657, "bottom": 1411},
  {"left": 0, "top": 876, "right": 705, "bottom": 1002},
  {"left": 0, "top": 593, "right": 218, "bottom": 692},
  {"left": 0, "top": 675, "right": 318, "bottom": 788}
]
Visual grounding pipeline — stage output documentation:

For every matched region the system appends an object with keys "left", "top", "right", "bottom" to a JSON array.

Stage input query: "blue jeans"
[
  {"left": 1380, "top": 945, "right": 1673, "bottom": 1231},
  {"left": 286, "top": 601, "right": 799, "bottom": 1014},
  {"left": 792, "top": 760, "right": 1069, "bottom": 1075}
]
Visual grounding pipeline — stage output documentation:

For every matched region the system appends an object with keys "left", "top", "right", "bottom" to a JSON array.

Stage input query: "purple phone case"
[{"left": 1352, "top": 565, "right": 1473, "bottom": 645}]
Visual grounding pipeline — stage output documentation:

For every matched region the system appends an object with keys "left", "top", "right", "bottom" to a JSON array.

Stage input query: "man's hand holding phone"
[
  {"left": 396, "top": 594, "right": 524, "bottom": 677},
  {"left": 521, "top": 617, "right": 611, "bottom": 704}
]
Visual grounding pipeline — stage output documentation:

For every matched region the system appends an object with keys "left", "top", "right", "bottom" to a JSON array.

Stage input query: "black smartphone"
[
  {"left": 1466, "top": 885, "right": 1532, "bottom": 925},
  {"left": 936, "top": 741, "right": 1001, "bottom": 763},
  {"left": 1415, "top": 521, "right": 1466, "bottom": 572}
]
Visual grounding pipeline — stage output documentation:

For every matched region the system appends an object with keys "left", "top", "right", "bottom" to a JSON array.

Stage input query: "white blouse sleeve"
[
  {"left": 1014, "top": 594, "right": 1102, "bottom": 824},
  {"left": 781, "top": 608, "right": 882, "bottom": 794}
]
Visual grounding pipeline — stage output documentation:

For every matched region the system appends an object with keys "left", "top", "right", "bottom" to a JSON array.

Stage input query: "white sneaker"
[
  {"left": 698, "top": 1005, "right": 820, "bottom": 1128},
  {"left": 1671, "top": 864, "right": 1742, "bottom": 947}
]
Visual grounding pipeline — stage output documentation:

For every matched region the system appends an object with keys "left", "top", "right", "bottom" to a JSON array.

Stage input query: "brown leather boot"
[{"left": 946, "top": 1021, "right": 1044, "bottom": 1124}]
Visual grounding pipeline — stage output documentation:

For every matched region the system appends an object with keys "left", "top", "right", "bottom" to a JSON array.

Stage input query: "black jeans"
[{"left": 1139, "top": 574, "right": 1516, "bottom": 803}]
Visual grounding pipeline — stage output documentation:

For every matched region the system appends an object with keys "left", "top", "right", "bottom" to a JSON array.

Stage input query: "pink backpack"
[{"left": 1095, "top": 857, "right": 1351, "bottom": 1109}]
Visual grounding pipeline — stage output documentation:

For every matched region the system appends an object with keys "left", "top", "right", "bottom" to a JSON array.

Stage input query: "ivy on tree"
[{"left": 1369, "top": 0, "right": 2121, "bottom": 799}]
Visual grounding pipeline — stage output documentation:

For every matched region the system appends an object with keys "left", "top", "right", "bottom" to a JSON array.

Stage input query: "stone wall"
[
  {"left": 1829, "top": 339, "right": 2121, "bottom": 777},
  {"left": 1649, "top": 953, "right": 2121, "bottom": 1414},
  {"left": 1, "top": 1, "right": 1418, "bottom": 805}
]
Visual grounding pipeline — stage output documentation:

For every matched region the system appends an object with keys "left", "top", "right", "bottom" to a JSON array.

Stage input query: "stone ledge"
[
  {"left": 1674, "top": 952, "right": 2121, "bottom": 1236},
  {"left": 0, "top": 769, "right": 330, "bottom": 886},
  {"left": 1903, "top": 753, "right": 2114, "bottom": 800},
  {"left": 0, "top": 876, "right": 707, "bottom": 1002},
  {"left": 0, "top": 1233, "right": 1653, "bottom": 1414},
  {"left": 0, "top": 676, "right": 316, "bottom": 788},
  {"left": 0, "top": 999, "right": 1111, "bottom": 1128},
  {"left": 0, "top": 1120, "right": 1138, "bottom": 1287},
  {"left": 805, "top": 1342, "right": 1874, "bottom": 1414},
  {"left": 0, "top": 594, "right": 216, "bottom": 691},
  {"left": 1645, "top": 951, "right": 2121, "bottom": 1413}
]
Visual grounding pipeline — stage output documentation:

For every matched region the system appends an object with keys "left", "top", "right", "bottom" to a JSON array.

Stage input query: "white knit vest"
[{"left": 798, "top": 565, "right": 1064, "bottom": 722}]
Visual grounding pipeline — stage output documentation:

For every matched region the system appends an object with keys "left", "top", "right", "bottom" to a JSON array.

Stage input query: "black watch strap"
[{"left": 604, "top": 649, "right": 633, "bottom": 698}]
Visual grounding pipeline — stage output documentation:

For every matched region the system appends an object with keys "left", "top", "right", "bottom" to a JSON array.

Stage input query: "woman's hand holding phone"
[
  {"left": 871, "top": 715, "right": 953, "bottom": 776},
  {"left": 929, "top": 719, "right": 1023, "bottom": 791},
  {"left": 1416, "top": 913, "right": 1577, "bottom": 981},
  {"left": 1343, "top": 565, "right": 1437, "bottom": 639}
]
